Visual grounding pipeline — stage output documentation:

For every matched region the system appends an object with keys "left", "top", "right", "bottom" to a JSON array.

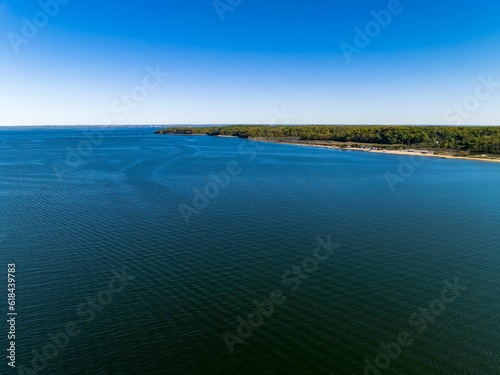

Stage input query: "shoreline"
[
  {"left": 155, "top": 133, "right": 500, "bottom": 163},
  {"left": 252, "top": 139, "right": 500, "bottom": 163}
]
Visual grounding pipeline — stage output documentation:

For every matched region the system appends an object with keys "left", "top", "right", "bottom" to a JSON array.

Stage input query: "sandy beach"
[{"left": 259, "top": 140, "right": 500, "bottom": 163}]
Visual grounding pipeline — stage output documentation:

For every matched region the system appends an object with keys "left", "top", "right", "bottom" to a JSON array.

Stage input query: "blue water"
[{"left": 0, "top": 128, "right": 499, "bottom": 374}]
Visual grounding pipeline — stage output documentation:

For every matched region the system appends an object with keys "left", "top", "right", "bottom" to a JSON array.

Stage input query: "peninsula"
[{"left": 155, "top": 125, "right": 500, "bottom": 162}]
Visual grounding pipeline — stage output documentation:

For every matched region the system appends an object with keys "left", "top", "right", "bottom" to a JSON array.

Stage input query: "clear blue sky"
[{"left": 1, "top": 0, "right": 500, "bottom": 126}]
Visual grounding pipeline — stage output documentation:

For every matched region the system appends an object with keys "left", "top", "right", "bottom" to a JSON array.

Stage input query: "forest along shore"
[{"left": 155, "top": 125, "right": 500, "bottom": 162}]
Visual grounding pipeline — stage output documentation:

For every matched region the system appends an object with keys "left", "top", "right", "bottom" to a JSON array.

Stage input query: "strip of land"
[
  {"left": 155, "top": 125, "right": 500, "bottom": 162},
  {"left": 259, "top": 138, "right": 500, "bottom": 163}
]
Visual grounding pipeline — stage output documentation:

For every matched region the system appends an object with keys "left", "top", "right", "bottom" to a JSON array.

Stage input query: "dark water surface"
[{"left": 0, "top": 128, "right": 499, "bottom": 374}]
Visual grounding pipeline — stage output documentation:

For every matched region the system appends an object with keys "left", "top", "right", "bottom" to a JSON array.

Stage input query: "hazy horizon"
[{"left": 1, "top": 123, "right": 499, "bottom": 128}]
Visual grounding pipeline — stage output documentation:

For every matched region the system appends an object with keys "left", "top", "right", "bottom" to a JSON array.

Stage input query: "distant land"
[{"left": 155, "top": 125, "right": 500, "bottom": 162}]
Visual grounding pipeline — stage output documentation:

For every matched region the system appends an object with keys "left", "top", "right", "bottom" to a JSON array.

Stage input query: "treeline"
[{"left": 155, "top": 125, "right": 500, "bottom": 154}]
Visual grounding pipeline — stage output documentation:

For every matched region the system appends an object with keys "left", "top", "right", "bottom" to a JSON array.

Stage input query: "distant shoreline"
[
  {"left": 161, "top": 133, "right": 500, "bottom": 163},
  {"left": 155, "top": 125, "right": 500, "bottom": 164}
]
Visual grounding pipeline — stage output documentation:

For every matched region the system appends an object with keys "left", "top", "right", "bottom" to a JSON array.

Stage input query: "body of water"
[{"left": 0, "top": 128, "right": 499, "bottom": 374}]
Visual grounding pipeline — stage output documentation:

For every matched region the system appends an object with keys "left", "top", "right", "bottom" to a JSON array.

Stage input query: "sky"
[{"left": 1, "top": 0, "right": 500, "bottom": 126}]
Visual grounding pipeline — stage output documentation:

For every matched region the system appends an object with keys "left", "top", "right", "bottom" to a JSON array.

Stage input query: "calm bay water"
[{"left": 0, "top": 128, "right": 499, "bottom": 374}]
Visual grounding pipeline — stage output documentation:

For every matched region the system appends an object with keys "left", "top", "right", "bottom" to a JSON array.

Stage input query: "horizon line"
[{"left": 1, "top": 124, "right": 500, "bottom": 128}]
